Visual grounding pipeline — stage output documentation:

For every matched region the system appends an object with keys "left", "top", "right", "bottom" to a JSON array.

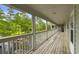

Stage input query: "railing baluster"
[
  {"left": 12, "top": 40, "right": 14, "bottom": 54},
  {"left": 27, "top": 38, "right": 29, "bottom": 51},
  {"left": 28, "top": 36, "right": 30, "bottom": 50},
  {"left": 23, "top": 38, "right": 25, "bottom": 53},
  {"left": 15, "top": 40, "right": 18, "bottom": 54},
  {"left": 25, "top": 36, "right": 28, "bottom": 53},
  {"left": 29, "top": 35, "right": 32, "bottom": 50},
  {"left": 21, "top": 38, "right": 23, "bottom": 54},
  {"left": 26, "top": 36, "right": 28, "bottom": 53},
  {"left": 2, "top": 43, "right": 5, "bottom": 54},
  {"left": 22, "top": 38, "right": 24, "bottom": 54},
  {"left": 21, "top": 38, "right": 24, "bottom": 54},
  {"left": 8, "top": 41, "right": 10, "bottom": 54},
  {"left": 24, "top": 37, "right": 26, "bottom": 53},
  {"left": 19, "top": 40, "right": 21, "bottom": 53}
]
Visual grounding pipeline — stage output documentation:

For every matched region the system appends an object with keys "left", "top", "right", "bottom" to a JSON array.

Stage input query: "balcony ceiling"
[{"left": 10, "top": 4, "right": 73, "bottom": 25}]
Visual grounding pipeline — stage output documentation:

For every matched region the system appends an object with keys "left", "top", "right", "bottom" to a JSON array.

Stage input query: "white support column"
[
  {"left": 46, "top": 20, "right": 48, "bottom": 31},
  {"left": 32, "top": 15, "right": 36, "bottom": 51},
  {"left": 73, "top": 4, "right": 76, "bottom": 54},
  {"left": 46, "top": 20, "right": 48, "bottom": 39},
  {"left": 50, "top": 23, "right": 52, "bottom": 30}
]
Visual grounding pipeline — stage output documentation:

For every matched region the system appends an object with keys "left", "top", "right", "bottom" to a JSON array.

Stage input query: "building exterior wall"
[
  {"left": 75, "top": 5, "right": 79, "bottom": 53},
  {"left": 68, "top": 5, "right": 79, "bottom": 53},
  {"left": 64, "top": 8, "right": 75, "bottom": 53}
]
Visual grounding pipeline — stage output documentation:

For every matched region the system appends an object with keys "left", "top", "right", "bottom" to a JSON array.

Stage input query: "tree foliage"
[
  {"left": 35, "top": 17, "right": 46, "bottom": 32},
  {"left": 0, "top": 7, "right": 49, "bottom": 37}
]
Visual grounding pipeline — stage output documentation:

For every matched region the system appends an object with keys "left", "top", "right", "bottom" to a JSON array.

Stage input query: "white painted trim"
[
  {"left": 32, "top": 15, "right": 36, "bottom": 50},
  {"left": 70, "top": 41, "right": 74, "bottom": 53},
  {"left": 68, "top": 7, "right": 75, "bottom": 53}
]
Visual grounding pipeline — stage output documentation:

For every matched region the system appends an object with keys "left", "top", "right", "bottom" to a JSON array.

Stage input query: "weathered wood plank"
[
  {"left": 32, "top": 32, "right": 71, "bottom": 54},
  {"left": 32, "top": 32, "right": 59, "bottom": 54}
]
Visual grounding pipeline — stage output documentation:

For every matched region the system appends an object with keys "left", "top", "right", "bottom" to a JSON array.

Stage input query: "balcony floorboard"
[{"left": 30, "top": 32, "right": 71, "bottom": 54}]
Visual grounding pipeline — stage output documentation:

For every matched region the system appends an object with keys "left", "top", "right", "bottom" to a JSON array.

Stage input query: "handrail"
[
  {"left": 35, "top": 29, "right": 54, "bottom": 34},
  {"left": 0, "top": 33, "right": 33, "bottom": 43},
  {"left": 0, "top": 29, "right": 56, "bottom": 43}
]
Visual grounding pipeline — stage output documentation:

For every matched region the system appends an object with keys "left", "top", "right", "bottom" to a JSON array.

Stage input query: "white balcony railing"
[{"left": 0, "top": 29, "right": 58, "bottom": 54}]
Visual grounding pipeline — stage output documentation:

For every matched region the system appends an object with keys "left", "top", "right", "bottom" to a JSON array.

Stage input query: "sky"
[
  {"left": 0, "top": 4, "right": 46, "bottom": 23},
  {"left": 0, "top": 4, "right": 32, "bottom": 18},
  {"left": 0, "top": 4, "right": 20, "bottom": 15},
  {"left": 0, "top": 4, "right": 9, "bottom": 15}
]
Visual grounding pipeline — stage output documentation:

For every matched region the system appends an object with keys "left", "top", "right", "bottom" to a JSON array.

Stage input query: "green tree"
[
  {"left": 0, "top": 7, "right": 47, "bottom": 38},
  {"left": 36, "top": 17, "right": 46, "bottom": 32}
]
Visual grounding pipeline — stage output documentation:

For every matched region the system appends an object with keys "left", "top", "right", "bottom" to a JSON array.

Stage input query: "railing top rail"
[
  {"left": 0, "top": 33, "right": 33, "bottom": 43},
  {"left": 35, "top": 29, "right": 55, "bottom": 34},
  {"left": 0, "top": 29, "right": 57, "bottom": 43},
  {"left": 35, "top": 30, "right": 48, "bottom": 34}
]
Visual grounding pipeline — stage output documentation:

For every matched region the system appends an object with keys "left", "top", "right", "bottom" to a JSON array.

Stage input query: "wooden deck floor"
[{"left": 31, "top": 32, "right": 71, "bottom": 54}]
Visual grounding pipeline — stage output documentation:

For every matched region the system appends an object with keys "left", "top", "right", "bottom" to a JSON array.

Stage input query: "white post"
[
  {"left": 46, "top": 20, "right": 48, "bottom": 39},
  {"left": 2, "top": 43, "right": 5, "bottom": 54},
  {"left": 46, "top": 20, "right": 48, "bottom": 31},
  {"left": 73, "top": 5, "right": 76, "bottom": 54},
  {"left": 32, "top": 15, "right": 36, "bottom": 51}
]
